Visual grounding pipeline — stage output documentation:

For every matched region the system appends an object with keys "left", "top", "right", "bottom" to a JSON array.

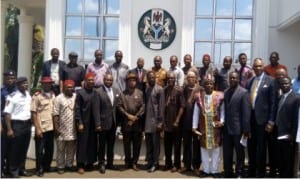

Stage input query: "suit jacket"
[
  {"left": 246, "top": 73, "right": 276, "bottom": 125},
  {"left": 276, "top": 91, "right": 300, "bottom": 141},
  {"left": 224, "top": 85, "right": 251, "bottom": 135},
  {"left": 42, "top": 60, "right": 65, "bottom": 80},
  {"left": 129, "top": 68, "right": 147, "bottom": 93},
  {"left": 93, "top": 86, "right": 121, "bottom": 130},
  {"left": 144, "top": 84, "right": 165, "bottom": 133}
]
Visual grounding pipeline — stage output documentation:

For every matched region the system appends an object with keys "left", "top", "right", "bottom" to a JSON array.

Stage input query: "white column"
[
  {"left": 252, "top": 0, "right": 270, "bottom": 61},
  {"left": 17, "top": 11, "right": 34, "bottom": 82},
  {"left": 0, "top": 1, "right": 8, "bottom": 85},
  {"left": 119, "top": 0, "right": 132, "bottom": 67},
  {"left": 44, "top": 0, "right": 64, "bottom": 61},
  {"left": 181, "top": 0, "right": 196, "bottom": 66}
]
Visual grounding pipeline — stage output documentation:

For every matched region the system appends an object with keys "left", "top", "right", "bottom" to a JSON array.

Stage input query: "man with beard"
[
  {"left": 86, "top": 49, "right": 111, "bottom": 88},
  {"left": 163, "top": 72, "right": 185, "bottom": 172},
  {"left": 75, "top": 73, "right": 98, "bottom": 174},
  {"left": 118, "top": 73, "right": 145, "bottom": 171},
  {"left": 180, "top": 71, "right": 202, "bottom": 175},
  {"left": 93, "top": 74, "right": 121, "bottom": 174}
]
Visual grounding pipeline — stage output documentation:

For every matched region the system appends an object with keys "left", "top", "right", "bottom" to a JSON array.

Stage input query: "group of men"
[{"left": 1, "top": 48, "right": 300, "bottom": 178}]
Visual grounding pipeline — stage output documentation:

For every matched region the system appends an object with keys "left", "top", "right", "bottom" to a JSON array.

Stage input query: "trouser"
[
  {"left": 267, "top": 125, "right": 279, "bottom": 175},
  {"left": 56, "top": 140, "right": 76, "bottom": 169},
  {"left": 98, "top": 127, "right": 116, "bottom": 166},
  {"left": 294, "top": 143, "right": 300, "bottom": 177},
  {"left": 123, "top": 131, "right": 142, "bottom": 165},
  {"left": 145, "top": 132, "right": 160, "bottom": 167},
  {"left": 201, "top": 147, "right": 220, "bottom": 174},
  {"left": 278, "top": 139, "right": 295, "bottom": 178},
  {"left": 164, "top": 130, "right": 182, "bottom": 168},
  {"left": 182, "top": 130, "right": 201, "bottom": 169},
  {"left": 35, "top": 131, "right": 54, "bottom": 171},
  {"left": 223, "top": 130, "right": 245, "bottom": 177},
  {"left": 1, "top": 119, "right": 9, "bottom": 174},
  {"left": 247, "top": 117, "right": 267, "bottom": 176},
  {"left": 8, "top": 120, "right": 31, "bottom": 176}
]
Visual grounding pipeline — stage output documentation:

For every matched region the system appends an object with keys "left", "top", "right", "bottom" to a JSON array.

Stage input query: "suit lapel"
[{"left": 228, "top": 86, "right": 240, "bottom": 106}]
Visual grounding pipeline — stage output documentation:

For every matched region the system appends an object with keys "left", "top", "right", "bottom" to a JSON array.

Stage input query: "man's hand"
[
  {"left": 243, "top": 132, "right": 250, "bottom": 138},
  {"left": 78, "top": 124, "right": 84, "bottom": 132},
  {"left": 35, "top": 129, "right": 43, "bottom": 138},
  {"left": 192, "top": 129, "right": 202, "bottom": 136},
  {"left": 265, "top": 123, "right": 274, "bottom": 133},
  {"left": 214, "top": 121, "right": 223, "bottom": 128},
  {"left": 173, "top": 120, "right": 179, "bottom": 128},
  {"left": 128, "top": 114, "right": 138, "bottom": 122},
  {"left": 95, "top": 126, "right": 102, "bottom": 132},
  {"left": 7, "top": 129, "right": 14, "bottom": 138},
  {"left": 54, "top": 129, "right": 61, "bottom": 138}
]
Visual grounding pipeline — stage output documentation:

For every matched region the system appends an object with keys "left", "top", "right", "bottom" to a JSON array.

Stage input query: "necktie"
[
  {"left": 138, "top": 69, "right": 143, "bottom": 82},
  {"left": 250, "top": 78, "right": 259, "bottom": 108},
  {"left": 108, "top": 88, "right": 113, "bottom": 105}
]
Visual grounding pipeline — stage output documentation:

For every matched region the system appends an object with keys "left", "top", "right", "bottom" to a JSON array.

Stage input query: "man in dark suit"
[
  {"left": 93, "top": 74, "right": 121, "bottom": 174},
  {"left": 42, "top": 48, "right": 65, "bottom": 95},
  {"left": 276, "top": 77, "right": 300, "bottom": 177},
  {"left": 246, "top": 58, "right": 276, "bottom": 177},
  {"left": 129, "top": 58, "right": 147, "bottom": 94},
  {"left": 222, "top": 71, "right": 251, "bottom": 177}
]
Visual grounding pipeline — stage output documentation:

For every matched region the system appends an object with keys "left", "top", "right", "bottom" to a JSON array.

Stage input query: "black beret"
[
  {"left": 3, "top": 70, "right": 16, "bottom": 76},
  {"left": 16, "top": 77, "right": 28, "bottom": 84}
]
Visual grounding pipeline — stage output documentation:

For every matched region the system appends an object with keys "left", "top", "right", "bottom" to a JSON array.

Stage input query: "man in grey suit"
[
  {"left": 144, "top": 71, "right": 165, "bottom": 172},
  {"left": 246, "top": 58, "right": 276, "bottom": 177},
  {"left": 222, "top": 71, "right": 251, "bottom": 177},
  {"left": 93, "top": 74, "right": 121, "bottom": 174}
]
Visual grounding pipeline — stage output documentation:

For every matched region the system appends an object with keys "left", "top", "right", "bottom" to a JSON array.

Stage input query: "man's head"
[
  {"left": 279, "top": 77, "right": 291, "bottom": 93},
  {"left": 3, "top": 70, "right": 16, "bottom": 88},
  {"left": 184, "top": 54, "right": 192, "bottom": 67},
  {"left": 137, "top": 58, "right": 144, "bottom": 69},
  {"left": 154, "top": 56, "right": 162, "bottom": 69},
  {"left": 223, "top": 56, "right": 233, "bottom": 69},
  {"left": 103, "top": 74, "right": 113, "bottom": 88},
  {"left": 202, "top": 54, "right": 211, "bottom": 68},
  {"left": 147, "top": 71, "right": 156, "bottom": 86},
  {"left": 126, "top": 72, "right": 137, "bottom": 90},
  {"left": 275, "top": 68, "right": 288, "bottom": 80},
  {"left": 229, "top": 71, "right": 240, "bottom": 88},
  {"left": 170, "top": 55, "right": 178, "bottom": 68},
  {"left": 238, "top": 53, "right": 247, "bottom": 67},
  {"left": 40, "top": 76, "right": 54, "bottom": 93},
  {"left": 167, "top": 72, "right": 176, "bottom": 87},
  {"left": 186, "top": 71, "right": 197, "bottom": 87},
  {"left": 16, "top": 77, "right": 28, "bottom": 92},
  {"left": 63, "top": 80, "right": 75, "bottom": 96},
  {"left": 85, "top": 73, "right": 95, "bottom": 89},
  {"left": 115, "top": 50, "right": 123, "bottom": 64},
  {"left": 94, "top": 49, "right": 103, "bottom": 63},
  {"left": 68, "top": 52, "right": 78, "bottom": 65},
  {"left": 269, "top": 51, "right": 279, "bottom": 66},
  {"left": 51, "top": 48, "right": 60, "bottom": 61},
  {"left": 203, "top": 75, "right": 214, "bottom": 94},
  {"left": 252, "top": 58, "right": 264, "bottom": 76}
]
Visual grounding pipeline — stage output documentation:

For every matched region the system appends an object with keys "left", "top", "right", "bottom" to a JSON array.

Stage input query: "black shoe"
[
  {"left": 211, "top": 173, "right": 221, "bottom": 178},
  {"left": 148, "top": 166, "right": 156, "bottom": 173},
  {"left": 57, "top": 168, "right": 64, "bottom": 174},
  {"left": 65, "top": 166, "right": 76, "bottom": 172},
  {"left": 99, "top": 165, "right": 105, "bottom": 174},
  {"left": 36, "top": 170, "right": 44, "bottom": 177},
  {"left": 199, "top": 171, "right": 210, "bottom": 177},
  {"left": 132, "top": 164, "right": 139, "bottom": 171},
  {"left": 163, "top": 165, "right": 172, "bottom": 171},
  {"left": 19, "top": 170, "right": 32, "bottom": 177},
  {"left": 106, "top": 165, "right": 119, "bottom": 171},
  {"left": 44, "top": 167, "right": 55, "bottom": 173}
]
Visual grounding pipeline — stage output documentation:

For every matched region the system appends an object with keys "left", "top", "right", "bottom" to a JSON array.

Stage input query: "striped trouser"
[{"left": 56, "top": 140, "right": 76, "bottom": 169}]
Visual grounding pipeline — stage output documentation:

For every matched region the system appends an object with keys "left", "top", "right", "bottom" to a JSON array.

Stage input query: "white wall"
[{"left": 128, "top": 0, "right": 183, "bottom": 70}]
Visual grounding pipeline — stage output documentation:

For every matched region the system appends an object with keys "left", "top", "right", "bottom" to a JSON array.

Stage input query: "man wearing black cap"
[
  {"left": 61, "top": 52, "right": 85, "bottom": 92},
  {"left": 1, "top": 70, "right": 16, "bottom": 177},
  {"left": 4, "top": 77, "right": 32, "bottom": 178},
  {"left": 118, "top": 72, "right": 145, "bottom": 171}
]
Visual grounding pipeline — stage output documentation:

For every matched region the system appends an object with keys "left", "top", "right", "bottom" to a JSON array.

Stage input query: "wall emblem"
[{"left": 138, "top": 9, "right": 176, "bottom": 50}]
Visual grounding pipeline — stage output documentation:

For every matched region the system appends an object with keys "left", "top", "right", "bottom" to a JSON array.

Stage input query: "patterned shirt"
[
  {"left": 53, "top": 93, "right": 77, "bottom": 141},
  {"left": 151, "top": 67, "right": 167, "bottom": 87},
  {"left": 86, "top": 61, "right": 110, "bottom": 87}
]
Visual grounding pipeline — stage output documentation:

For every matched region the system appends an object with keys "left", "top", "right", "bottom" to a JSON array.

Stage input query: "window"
[
  {"left": 194, "top": 0, "right": 253, "bottom": 66},
  {"left": 64, "top": 0, "right": 119, "bottom": 64}
]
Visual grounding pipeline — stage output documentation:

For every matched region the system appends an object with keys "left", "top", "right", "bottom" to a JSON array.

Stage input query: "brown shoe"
[
  {"left": 171, "top": 167, "right": 178, "bottom": 173},
  {"left": 78, "top": 168, "right": 85, "bottom": 174},
  {"left": 194, "top": 168, "right": 201, "bottom": 176}
]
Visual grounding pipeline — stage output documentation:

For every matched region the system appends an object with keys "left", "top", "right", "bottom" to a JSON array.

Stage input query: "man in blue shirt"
[{"left": 1, "top": 70, "right": 16, "bottom": 177}]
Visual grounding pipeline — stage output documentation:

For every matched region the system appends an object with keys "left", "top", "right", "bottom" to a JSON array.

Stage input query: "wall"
[{"left": 128, "top": 0, "right": 183, "bottom": 69}]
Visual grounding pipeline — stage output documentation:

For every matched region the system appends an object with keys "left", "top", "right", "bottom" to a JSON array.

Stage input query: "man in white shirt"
[{"left": 168, "top": 55, "right": 184, "bottom": 87}]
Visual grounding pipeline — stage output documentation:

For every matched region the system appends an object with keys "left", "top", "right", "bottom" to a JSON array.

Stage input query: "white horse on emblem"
[
  {"left": 163, "top": 18, "right": 171, "bottom": 37},
  {"left": 143, "top": 16, "right": 151, "bottom": 36}
]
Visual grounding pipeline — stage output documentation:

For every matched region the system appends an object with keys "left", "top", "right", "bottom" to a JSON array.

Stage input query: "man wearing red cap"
[
  {"left": 75, "top": 73, "right": 98, "bottom": 174},
  {"left": 53, "top": 79, "right": 77, "bottom": 174},
  {"left": 31, "top": 77, "right": 56, "bottom": 176}
]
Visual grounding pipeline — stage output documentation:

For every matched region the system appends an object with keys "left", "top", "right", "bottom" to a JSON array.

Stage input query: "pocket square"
[{"left": 263, "top": 84, "right": 268, "bottom": 88}]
